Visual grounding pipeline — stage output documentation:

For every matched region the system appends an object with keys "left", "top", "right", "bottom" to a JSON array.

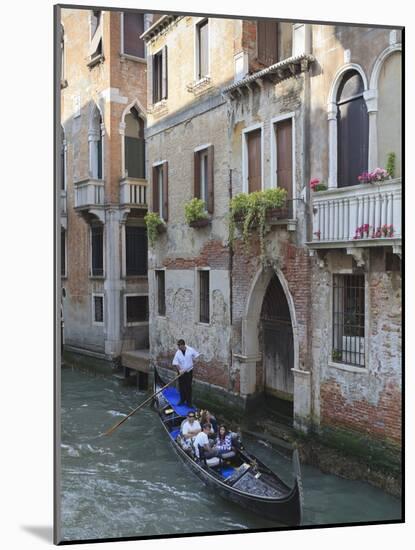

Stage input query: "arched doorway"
[{"left": 260, "top": 274, "right": 294, "bottom": 406}]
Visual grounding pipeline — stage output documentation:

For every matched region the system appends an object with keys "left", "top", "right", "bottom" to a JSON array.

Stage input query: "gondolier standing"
[{"left": 172, "top": 339, "right": 200, "bottom": 407}]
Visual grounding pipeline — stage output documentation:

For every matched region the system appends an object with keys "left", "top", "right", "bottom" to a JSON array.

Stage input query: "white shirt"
[
  {"left": 172, "top": 346, "right": 200, "bottom": 372},
  {"left": 194, "top": 431, "right": 209, "bottom": 458},
  {"left": 181, "top": 420, "right": 201, "bottom": 438}
]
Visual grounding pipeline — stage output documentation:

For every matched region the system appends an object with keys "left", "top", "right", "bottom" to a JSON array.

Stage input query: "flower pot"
[
  {"left": 189, "top": 218, "right": 210, "bottom": 228},
  {"left": 266, "top": 206, "right": 290, "bottom": 221}
]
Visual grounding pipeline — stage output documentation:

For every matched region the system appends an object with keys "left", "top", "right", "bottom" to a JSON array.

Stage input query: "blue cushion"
[
  {"left": 169, "top": 428, "right": 181, "bottom": 440},
  {"left": 220, "top": 466, "right": 235, "bottom": 479},
  {"left": 162, "top": 387, "right": 196, "bottom": 416}
]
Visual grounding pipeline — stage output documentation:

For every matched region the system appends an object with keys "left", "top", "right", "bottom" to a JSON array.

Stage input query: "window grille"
[
  {"left": 332, "top": 274, "right": 365, "bottom": 367},
  {"left": 199, "top": 271, "right": 210, "bottom": 323},
  {"left": 125, "top": 226, "right": 147, "bottom": 276},
  {"left": 91, "top": 225, "right": 104, "bottom": 276},
  {"left": 94, "top": 295, "right": 104, "bottom": 323},
  {"left": 126, "top": 295, "right": 149, "bottom": 323},
  {"left": 156, "top": 270, "right": 166, "bottom": 316}
]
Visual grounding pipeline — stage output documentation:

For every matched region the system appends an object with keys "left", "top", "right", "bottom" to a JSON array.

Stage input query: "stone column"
[
  {"left": 327, "top": 102, "right": 337, "bottom": 188},
  {"left": 364, "top": 89, "right": 378, "bottom": 171},
  {"left": 104, "top": 207, "right": 122, "bottom": 358},
  {"left": 292, "top": 368, "right": 311, "bottom": 433}
]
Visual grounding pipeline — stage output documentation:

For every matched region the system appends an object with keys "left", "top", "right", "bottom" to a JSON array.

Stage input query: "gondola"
[{"left": 153, "top": 368, "right": 304, "bottom": 526}]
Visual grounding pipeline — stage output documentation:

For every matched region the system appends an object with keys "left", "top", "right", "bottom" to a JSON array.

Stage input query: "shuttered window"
[
  {"left": 337, "top": 71, "right": 369, "bottom": 188},
  {"left": 247, "top": 129, "right": 262, "bottom": 193},
  {"left": 199, "top": 270, "right": 210, "bottom": 323},
  {"left": 123, "top": 12, "right": 145, "bottom": 58},
  {"left": 275, "top": 118, "right": 293, "bottom": 200},
  {"left": 125, "top": 225, "right": 147, "bottom": 276},
  {"left": 198, "top": 20, "right": 209, "bottom": 79},
  {"left": 257, "top": 20, "right": 279, "bottom": 66},
  {"left": 91, "top": 224, "right": 104, "bottom": 276},
  {"left": 126, "top": 295, "right": 149, "bottom": 323},
  {"left": 156, "top": 270, "right": 166, "bottom": 316},
  {"left": 332, "top": 274, "right": 365, "bottom": 367},
  {"left": 153, "top": 47, "right": 168, "bottom": 103},
  {"left": 152, "top": 163, "right": 169, "bottom": 221},
  {"left": 194, "top": 146, "right": 214, "bottom": 213},
  {"left": 93, "top": 295, "right": 104, "bottom": 323}
]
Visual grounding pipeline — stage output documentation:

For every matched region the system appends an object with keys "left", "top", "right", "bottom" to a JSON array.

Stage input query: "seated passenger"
[
  {"left": 181, "top": 411, "right": 201, "bottom": 440},
  {"left": 215, "top": 425, "right": 233, "bottom": 456},
  {"left": 200, "top": 409, "right": 218, "bottom": 435},
  {"left": 194, "top": 423, "right": 219, "bottom": 460}
]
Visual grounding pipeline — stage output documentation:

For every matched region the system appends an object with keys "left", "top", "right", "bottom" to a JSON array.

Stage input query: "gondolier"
[{"left": 172, "top": 339, "right": 200, "bottom": 407}]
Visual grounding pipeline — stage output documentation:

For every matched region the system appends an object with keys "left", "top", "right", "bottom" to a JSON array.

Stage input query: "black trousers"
[{"left": 179, "top": 370, "right": 193, "bottom": 405}]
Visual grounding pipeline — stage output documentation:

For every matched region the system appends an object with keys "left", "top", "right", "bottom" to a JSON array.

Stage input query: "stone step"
[{"left": 121, "top": 349, "right": 150, "bottom": 373}]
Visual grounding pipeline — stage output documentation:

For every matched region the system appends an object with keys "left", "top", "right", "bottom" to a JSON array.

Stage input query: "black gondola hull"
[{"left": 153, "top": 368, "right": 303, "bottom": 526}]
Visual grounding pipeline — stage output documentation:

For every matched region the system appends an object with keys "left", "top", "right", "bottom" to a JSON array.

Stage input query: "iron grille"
[
  {"left": 94, "top": 296, "right": 104, "bottom": 323},
  {"left": 332, "top": 274, "right": 365, "bottom": 367},
  {"left": 199, "top": 270, "right": 210, "bottom": 323},
  {"left": 126, "top": 295, "right": 149, "bottom": 323},
  {"left": 91, "top": 225, "right": 104, "bottom": 276},
  {"left": 156, "top": 270, "right": 166, "bottom": 316},
  {"left": 126, "top": 225, "right": 147, "bottom": 276}
]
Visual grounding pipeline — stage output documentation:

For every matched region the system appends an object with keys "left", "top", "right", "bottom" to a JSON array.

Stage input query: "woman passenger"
[{"left": 216, "top": 425, "right": 233, "bottom": 456}]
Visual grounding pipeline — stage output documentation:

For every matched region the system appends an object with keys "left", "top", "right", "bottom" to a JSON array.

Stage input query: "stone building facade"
[
  {"left": 60, "top": 8, "right": 161, "bottom": 362},
  {"left": 143, "top": 15, "right": 402, "bottom": 454}
]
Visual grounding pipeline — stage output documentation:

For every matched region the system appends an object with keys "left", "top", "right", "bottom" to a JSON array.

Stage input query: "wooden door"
[
  {"left": 263, "top": 320, "right": 294, "bottom": 397},
  {"left": 247, "top": 129, "right": 262, "bottom": 193}
]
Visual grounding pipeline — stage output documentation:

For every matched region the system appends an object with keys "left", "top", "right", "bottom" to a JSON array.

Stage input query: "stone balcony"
[
  {"left": 308, "top": 178, "right": 402, "bottom": 254},
  {"left": 73, "top": 178, "right": 105, "bottom": 222},
  {"left": 119, "top": 177, "right": 148, "bottom": 208}
]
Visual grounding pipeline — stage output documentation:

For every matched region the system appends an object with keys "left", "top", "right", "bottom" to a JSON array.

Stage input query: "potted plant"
[
  {"left": 184, "top": 198, "right": 210, "bottom": 228},
  {"left": 386, "top": 153, "right": 396, "bottom": 179},
  {"left": 144, "top": 212, "right": 166, "bottom": 247},
  {"left": 310, "top": 178, "right": 328, "bottom": 192},
  {"left": 229, "top": 188, "right": 287, "bottom": 262},
  {"left": 357, "top": 168, "right": 389, "bottom": 184}
]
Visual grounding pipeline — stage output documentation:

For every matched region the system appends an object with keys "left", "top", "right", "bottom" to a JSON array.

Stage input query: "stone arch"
[
  {"left": 241, "top": 266, "right": 299, "bottom": 391},
  {"left": 88, "top": 102, "right": 104, "bottom": 180},
  {"left": 120, "top": 99, "right": 147, "bottom": 179},
  {"left": 327, "top": 64, "right": 369, "bottom": 188},
  {"left": 369, "top": 44, "right": 402, "bottom": 174}
]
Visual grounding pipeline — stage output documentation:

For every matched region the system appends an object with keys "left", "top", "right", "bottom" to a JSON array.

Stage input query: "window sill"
[
  {"left": 125, "top": 321, "right": 150, "bottom": 327},
  {"left": 196, "top": 321, "right": 211, "bottom": 327},
  {"left": 89, "top": 275, "right": 105, "bottom": 280},
  {"left": 92, "top": 322, "right": 104, "bottom": 327},
  {"left": 87, "top": 54, "right": 105, "bottom": 69},
  {"left": 148, "top": 100, "right": 168, "bottom": 117},
  {"left": 328, "top": 361, "right": 368, "bottom": 374},
  {"left": 186, "top": 76, "right": 213, "bottom": 96},
  {"left": 124, "top": 275, "right": 148, "bottom": 279},
  {"left": 120, "top": 53, "right": 146, "bottom": 64}
]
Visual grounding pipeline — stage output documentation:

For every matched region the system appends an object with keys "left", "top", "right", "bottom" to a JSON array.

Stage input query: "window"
[
  {"left": 125, "top": 107, "right": 145, "bottom": 178},
  {"left": 156, "top": 270, "right": 166, "bottom": 316},
  {"left": 91, "top": 224, "right": 104, "bottom": 277},
  {"left": 199, "top": 270, "right": 210, "bottom": 323},
  {"left": 152, "top": 162, "right": 168, "bottom": 221},
  {"left": 273, "top": 117, "right": 293, "bottom": 216},
  {"left": 60, "top": 25, "right": 66, "bottom": 86},
  {"left": 123, "top": 12, "right": 145, "bottom": 58},
  {"left": 257, "top": 20, "right": 278, "bottom": 66},
  {"left": 90, "top": 105, "right": 103, "bottom": 179},
  {"left": 125, "top": 225, "right": 147, "bottom": 276},
  {"left": 152, "top": 47, "right": 168, "bottom": 103},
  {"left": 93, "top": 295, "right": 104, "bottom": 324},
  {"left": 337, "top": 71, "right": 368, "bottom": 187},
  {"left": 245, "top": 128, "right": 262, "bottom": 193},
  {"left": 89, "top": 10, "right": 103, "bottom": 62},
  {"left": 194, "top": 146, "right": 214, "bottom": 213},
  {"left": 61, "top": 126, "right": 66, "bottom": 190},
  {"left": 126, "top": 295, "right": 149, "bottom": 324},
  {"left": 197, "top": 19, "right": 209, "bottom": 79},
  {"left": 332, "top": 274, "right": 365, "bottom": 367},
  {"left": 61, "top": 229, "right": 66, "bottom": 277}
]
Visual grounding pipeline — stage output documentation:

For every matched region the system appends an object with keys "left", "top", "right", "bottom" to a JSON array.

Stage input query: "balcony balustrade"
[
  {"left": 119, "top": 177, "right": 148, "bottom": 208},
  {"left": 310, "top": 178, "right": 402, "bottom": 248},
  {"left": 74, "top": 178, "right": 105, "bottom": 209}
]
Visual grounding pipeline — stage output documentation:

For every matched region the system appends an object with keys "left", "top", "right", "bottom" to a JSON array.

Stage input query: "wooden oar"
[{"left": 104, "top": 371, "right": 184, "bottom": 436}]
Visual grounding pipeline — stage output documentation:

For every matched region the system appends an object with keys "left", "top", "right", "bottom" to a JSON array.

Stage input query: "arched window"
[
  {"left": 336, "top": 70, "right": 368, "bottom": 187},
  {"left": 89, "top": 105, "right": 103, "bottom": 179},
  {"left": 125, "top": 107, "right": 145, "bottom": 179},
  {"left": 377, "top": 51, "right": 402, "bottom": 177}
]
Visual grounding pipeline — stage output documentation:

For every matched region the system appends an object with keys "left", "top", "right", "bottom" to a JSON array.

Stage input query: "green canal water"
[{"left": 60, "top": 364, "right": 401, "bottom": 542}]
